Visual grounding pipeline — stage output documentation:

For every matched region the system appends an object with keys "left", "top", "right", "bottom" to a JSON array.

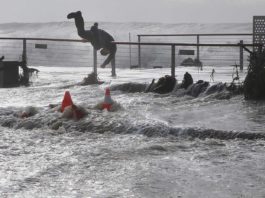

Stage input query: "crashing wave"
[
  {"left": 0, "top": 107, "right": 264, "bottom": 141},
  {"left": 110, "top": 80, "right": 234, "bottom": 100}
]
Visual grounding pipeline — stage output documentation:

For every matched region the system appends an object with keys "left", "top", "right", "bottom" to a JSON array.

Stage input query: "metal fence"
[
  {"left": 113, "top": 41, "right": 260, "bottom": 77},
  {"left": 0, "top": 38, "right": 92, "bottom": 67},
  {"left": 136, "top": 33, "right": 254, "bottom": 69},
  {"left": 0, "top": 34, "right": 262, "bottom": 78}
]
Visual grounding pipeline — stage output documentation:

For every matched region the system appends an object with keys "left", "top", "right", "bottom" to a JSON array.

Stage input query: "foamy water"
[{"left": 0, "top": 66, "right": 265, "bottom": 197}]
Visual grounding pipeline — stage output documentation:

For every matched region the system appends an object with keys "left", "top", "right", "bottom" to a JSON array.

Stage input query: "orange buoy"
[
  {"left": 102, "top": 87, "right": 113, "bottom": 111},
  {"left": 61, "top": 91, "right": 73, "bottom": 112}
]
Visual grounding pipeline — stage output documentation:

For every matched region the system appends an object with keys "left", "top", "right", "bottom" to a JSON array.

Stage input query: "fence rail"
[{"left": 137, "top": 33, "right": 253, "bottom": 37}]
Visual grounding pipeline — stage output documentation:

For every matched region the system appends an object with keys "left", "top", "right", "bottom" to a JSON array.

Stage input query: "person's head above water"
[{"left": 67, "top": 11, "right": 82, "bottom": 19}]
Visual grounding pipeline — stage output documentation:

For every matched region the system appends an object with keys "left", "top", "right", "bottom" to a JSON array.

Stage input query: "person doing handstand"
[{"left": 67, "top": 11, "right": 116, "bottom": 68}]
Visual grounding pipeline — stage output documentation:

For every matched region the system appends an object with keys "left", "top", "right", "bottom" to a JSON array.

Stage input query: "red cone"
[
  {"left": 102, "top": 87, "right": 113, "bottom": 111},
  {"left": 61, "top": 91, "right": 73, "bottom": 112}
]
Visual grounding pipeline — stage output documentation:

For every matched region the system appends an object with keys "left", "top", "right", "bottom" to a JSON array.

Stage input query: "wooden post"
[
  {"left": 171, "top": 45, "right": 175, "bottom": 77},
  {"left": 93, "top": 47, "right": 97, "bottom": 76},
  {"left": 138, "top": 35, "right": 141, "bottom": 68},
  {"left": 239, "top": 40, "right": 243, "bottom": 71}
]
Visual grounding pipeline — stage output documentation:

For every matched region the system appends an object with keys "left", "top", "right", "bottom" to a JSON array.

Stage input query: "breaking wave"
[
  {"left": 110, "top": 81, "right": 235, "bottom": 100},
  {"left": 0, "top": 106, "right": 264, "bottom": 141}
]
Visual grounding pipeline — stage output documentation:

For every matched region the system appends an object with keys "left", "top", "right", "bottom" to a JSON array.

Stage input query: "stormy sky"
[{"left": 1, "top": 0, "right": 265, "bottom": 23}]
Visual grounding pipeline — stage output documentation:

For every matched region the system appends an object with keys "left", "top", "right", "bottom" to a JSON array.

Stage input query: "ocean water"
[
  {"left": 0, "top": 22, "right": 265, "bottom": 198},
  {"left": 0, "top": 66, "right": 265, "bottom": 198}
]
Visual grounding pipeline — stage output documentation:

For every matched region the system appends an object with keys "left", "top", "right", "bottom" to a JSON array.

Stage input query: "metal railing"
[
  {"left": 0, "top": 35, "right": 263, "bottom": 79},
  {"left": 137, "top": 33, "right": 254, "bottom": 69},
  {"left": 113, "top": 41, "right": 260, "bottom": 77}
]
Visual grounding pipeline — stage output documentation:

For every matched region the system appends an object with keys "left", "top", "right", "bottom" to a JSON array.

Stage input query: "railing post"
[
  {"left": 93, "top": 47, "right": 97, "bottom": 76},
  {"left": 239, "top": 40, "right": 243, "bottom": 71},
  {"left": 129, "top": 32, "right": 132, "bottom": 67},
  {"left": 138, "top": 35, "right": 141, "bottom": 68},
  {"left": 22, "top": 39, "right": 27, "bottom": 66},
  {"left": 196, "top": 34, "right": 201, "bottom": 69},
  {"left": 171, "top": 45, "right": 175, "bottom": 77},
  {"left": 111, "top": 57, "right": 116, "bottom": 77}
]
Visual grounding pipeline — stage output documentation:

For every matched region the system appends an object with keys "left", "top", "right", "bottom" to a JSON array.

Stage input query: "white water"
[
  {"left": 0, "top": 66, "right": 265, "bottom": 198},
  {"left": 0, "top": 22, "right": 265, "bottom": 198}
]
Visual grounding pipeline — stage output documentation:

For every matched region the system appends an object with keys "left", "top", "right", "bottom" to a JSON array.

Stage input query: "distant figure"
[
  {"left": 67, "top": 11, "right": 116, "bottom": 68},
  {"left": 0, "top": 56, "right": 4, "bottom": 61},
  {"left": 210, "top": 68, "right": 215, "bottom": 82}
]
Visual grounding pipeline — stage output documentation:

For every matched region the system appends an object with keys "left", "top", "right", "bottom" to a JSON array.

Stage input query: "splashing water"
[{"left": 0, "top": 66, "right": 265, "bottom": 198}]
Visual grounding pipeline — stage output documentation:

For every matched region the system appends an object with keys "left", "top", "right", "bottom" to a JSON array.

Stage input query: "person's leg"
[
  {"left": 100, "top": 44, "right": 117, "bottom": 68},
  {"left": 67, "top": 11, "right": 85, "bottom": 35}
]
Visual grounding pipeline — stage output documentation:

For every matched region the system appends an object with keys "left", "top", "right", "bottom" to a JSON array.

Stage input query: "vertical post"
[
  {"left": 239, "top": 40, "right": 243, "bottom": 71},
  {"left": 21, "top": 38, "right": 29, "bottom": 85},
  {"left": 138, "top": 35, "right": 141, "bottom": 68},
  {"left": 129, "top": 33, "right": 132, "bottom": 67},
  {"left": 22, "top": 39, "right": 27, "bottom": 66},
  {"left": 111, "top": 57, "right": 116, "bottom": 77},
  {"left": 196, "top": 35, "right": 200, "bottom": 69},
  {"left": 93, "top": 47, "right": 97, "bottom": 77},
  {"left": 171, "top": 45, "right": 175, "bottom": 77}
]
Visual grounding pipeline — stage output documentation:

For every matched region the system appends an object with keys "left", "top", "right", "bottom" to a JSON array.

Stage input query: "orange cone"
[
  {"left": 61, "top": 91, "right": 73, "bottom": 112},
  {"left": 102, "top": 87, "right": 113, "bottom": 111}
]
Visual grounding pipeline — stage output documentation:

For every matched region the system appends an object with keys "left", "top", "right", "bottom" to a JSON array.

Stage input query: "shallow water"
[{"left": 0, "top": 66, "right": 265, "bottom": 198}]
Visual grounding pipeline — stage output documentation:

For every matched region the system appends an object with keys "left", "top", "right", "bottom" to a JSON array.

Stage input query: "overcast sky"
[{"left": 1, "top": 0, "right": 265, "bottom": 24}]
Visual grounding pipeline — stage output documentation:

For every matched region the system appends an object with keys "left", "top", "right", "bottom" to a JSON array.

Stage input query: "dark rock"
[
  {"left": 111, "top": 83, "right": 147, "bottom": 93},
  {"left": 79, "top": 72, "right": 104, "bottom": 85},
  {"left": 205, "top": 82, "right": 226, "bottom": 95},
  {"left": 188, "top": 80, "right": 209, "bottom": 97},
  {"left": 244, "top": 48, "right": 265, "bottom": 100},
  {"left": 180, "top": 72, "right": 193, "bottom": 89},
  {"left": 152, "top": 75, "right": 176, "bottom": 94}
]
